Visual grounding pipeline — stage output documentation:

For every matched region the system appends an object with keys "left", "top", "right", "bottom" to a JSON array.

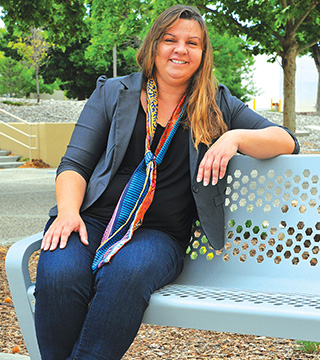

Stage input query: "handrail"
[{"left": 0, "top": 108, "right": 38, "bottom": 161}]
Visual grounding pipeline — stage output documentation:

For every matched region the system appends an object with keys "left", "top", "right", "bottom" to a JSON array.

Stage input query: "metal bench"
[{"left": 6, "top": 155, "right": 320, "bottom": 360}]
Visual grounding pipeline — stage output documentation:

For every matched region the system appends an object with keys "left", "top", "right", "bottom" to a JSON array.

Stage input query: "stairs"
[{"left": 0, "top": 150, "right": 25, "bottom": 168}]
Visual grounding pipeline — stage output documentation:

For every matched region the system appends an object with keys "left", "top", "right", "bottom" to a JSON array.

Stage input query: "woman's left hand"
[
  {"left": 196, "top": 126, "right": 296, "bottom": 186},
  {"left": 197, "top": 131, "right": 239, "bottom": 186}
]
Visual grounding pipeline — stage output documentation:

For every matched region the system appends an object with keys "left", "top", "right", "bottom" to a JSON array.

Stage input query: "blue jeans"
[{"left": 34, "top": 215, "right": 185, "bottom": 360}]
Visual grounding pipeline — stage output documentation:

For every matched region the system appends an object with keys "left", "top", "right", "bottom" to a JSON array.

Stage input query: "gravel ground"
[{"left": 1, "top": 98, "right": 320, "bottom": 358}]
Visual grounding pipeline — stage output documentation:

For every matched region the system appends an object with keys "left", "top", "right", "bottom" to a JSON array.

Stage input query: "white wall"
[{"left": 248, "top": 54, "right": 318, "bottom": 113}]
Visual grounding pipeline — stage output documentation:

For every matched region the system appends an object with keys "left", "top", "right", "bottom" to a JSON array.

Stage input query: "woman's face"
[{"left": 154, "top": 19, "right": 203, "bottom": 89}]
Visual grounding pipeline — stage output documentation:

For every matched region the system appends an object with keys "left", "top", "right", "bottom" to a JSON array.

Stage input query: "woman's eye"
[{"left": 164, "top": 38, "right": 175, "bottom": 43}]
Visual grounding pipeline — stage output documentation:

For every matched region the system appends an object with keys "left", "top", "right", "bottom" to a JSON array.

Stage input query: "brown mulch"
[
  {"left": 1, "top": 246, "right": 319, "bottom": 358},
  {"left": 18, "top": 159, "right": 51, "bottom": 169}
]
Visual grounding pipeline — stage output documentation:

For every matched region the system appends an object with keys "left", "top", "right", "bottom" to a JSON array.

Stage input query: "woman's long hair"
[{"left": 136, "top": 5, "right": 227, "bottom": 148}]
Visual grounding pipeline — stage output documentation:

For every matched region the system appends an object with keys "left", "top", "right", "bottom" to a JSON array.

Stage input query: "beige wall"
[
  {"left": 0, "top": 122, "right": 75, "bottom": 167},
  {"left": 29, "top": 90, "right": 66, "bottom": 101}
]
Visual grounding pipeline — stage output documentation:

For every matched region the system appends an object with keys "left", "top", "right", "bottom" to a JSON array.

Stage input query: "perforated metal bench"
[{"left": 6, "top": 155, "right": 320, "bottom": 360}]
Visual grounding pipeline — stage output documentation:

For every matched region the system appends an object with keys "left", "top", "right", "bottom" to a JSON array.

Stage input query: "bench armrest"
[{"left": 5, "top": 232, "right": 42, "bottom": 360}]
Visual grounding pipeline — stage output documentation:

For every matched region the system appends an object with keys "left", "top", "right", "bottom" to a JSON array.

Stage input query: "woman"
[{"left": 35, "top": 5, "right": 299, "bottom": 360}]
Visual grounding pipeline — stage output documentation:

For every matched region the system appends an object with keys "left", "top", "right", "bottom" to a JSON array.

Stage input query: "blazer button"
[{"left": 192, "top": 185, "right": 199, "bottom": 193}]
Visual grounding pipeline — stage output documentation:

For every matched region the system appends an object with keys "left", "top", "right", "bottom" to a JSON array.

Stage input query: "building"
[{"left": 248, "top": 54, "right": 318, "bottom": 113}]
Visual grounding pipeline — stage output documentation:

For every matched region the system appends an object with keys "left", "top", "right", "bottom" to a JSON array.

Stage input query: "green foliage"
[
  {"left": 0, "top": 54, "right": 58, "bottom": 97},
  {"left": 41, "top": 39, "right": 106, "bottom": 100},
  {"left": 86, "top": 0, "right": 145, "bottom": 70},
  {"left": 196, "top": 0, "right": 320, "bottom": 56},
  {"left": 297, "top": 341, "right": 320, "bottom": 354},
  {"left": 189, "top": 0, "right": 320, "bottom": 131},
  {"left": 0, "top": 0, "right": 88, "bottom": 47},
  {"left": 0, "top": 56, "right": 31, "bottom": 97},
  {"left": 1, "top": 100, "right": 37, "bottom": 106},
  {"left": 210, "top": 31, "right": 259, "bottom": 102},
  {"left": 0, "top": 0, "right": 262, "bottom": 101}
]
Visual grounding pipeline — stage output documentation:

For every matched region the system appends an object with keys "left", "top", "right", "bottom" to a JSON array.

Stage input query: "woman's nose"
[{"left": 174, "top": 41, "right": 187, "bottom": 54}]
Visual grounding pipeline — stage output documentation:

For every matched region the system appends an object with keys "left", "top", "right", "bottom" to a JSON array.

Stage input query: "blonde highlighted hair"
[{"left": 136, "top": 5, "right": 227, "bottom": 148}]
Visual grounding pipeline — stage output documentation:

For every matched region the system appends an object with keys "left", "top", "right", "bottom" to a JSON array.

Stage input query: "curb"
[{"left": 0, "top": 354, "right": 30, "bottom": 359}]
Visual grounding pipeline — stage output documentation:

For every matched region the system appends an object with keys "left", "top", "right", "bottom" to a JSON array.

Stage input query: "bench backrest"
[{"left": 176, "top": 155, "right": 320, "bottom": 296}]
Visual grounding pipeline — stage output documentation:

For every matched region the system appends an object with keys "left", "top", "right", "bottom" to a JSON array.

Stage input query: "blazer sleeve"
[
  {"left": 218, "top": 84, "right": 300, "bottom": 154},
  {"left": 56, "top": 76, "right": 112, "bottom": 182}
]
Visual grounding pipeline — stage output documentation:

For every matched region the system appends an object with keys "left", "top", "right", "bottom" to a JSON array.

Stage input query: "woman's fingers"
[
  {"left": 197, "top": 132, "right": 238, "bottom": 186},
  {"left": 197, "top": 153, "right": 224, "bottom": 186},
  {"left": 79, "top": 220, "right": 89, "bottom": 246},
  {"left": 41, "top": 215, "right": 88, "bottom": 251}
]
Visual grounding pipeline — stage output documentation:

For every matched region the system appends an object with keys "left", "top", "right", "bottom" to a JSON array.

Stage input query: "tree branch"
[
  {"left": 292, "top": 0, "right": 319, "bottom": 34},
  {"left": 202, "top": 4, "right": 284, "bottom": 43},
  {"left": 298, "top": 37, "right": 320, "bottom": 54}
]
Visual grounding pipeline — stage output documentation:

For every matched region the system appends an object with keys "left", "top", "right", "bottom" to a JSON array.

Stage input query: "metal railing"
[{"left": 0, "top": 108, "right": 38, "bottom": 161}]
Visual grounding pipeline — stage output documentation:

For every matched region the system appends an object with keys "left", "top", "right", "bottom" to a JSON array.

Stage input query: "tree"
[
  {"left": 10, "top": 27, "right": 49, "bottom": 102},
  {"left": 86, "top": 0, "right": 257, "bottom": 101},
  {"left": 209, "top": 31, "right": 258, "bottom": 103},
  {"left": 311, "top": 43, "right": 320, "bottom": 115},
  {"left": 41, "top": 39, "right": 106, "bottom": 100},
  {"left": 0, "top": 53, "right": 57, "bottom": 97},
  {"left": 86, "top": 0, "right": 145, "bottom": 71},
  {"left": 0, "top": 0, "right": 87, "bottom": 49},
  {"left": 184, "top": 0, "right": 320, "bottom": 133},
  {"left": 0, "top": 55, "right": 28, "bottom": 97},
  {"left": 41, "top": 34, "right": 142, "bottom": 100}
]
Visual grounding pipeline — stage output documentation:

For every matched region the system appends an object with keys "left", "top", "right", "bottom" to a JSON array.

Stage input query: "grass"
[
  {"left": 1, "top": 100, "right": 37, "bottom": 106},
  {"left": 297, "top": 341, "right": 320, "bottom": 354}
]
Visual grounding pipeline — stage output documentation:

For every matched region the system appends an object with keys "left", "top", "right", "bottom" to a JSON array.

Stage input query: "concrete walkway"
[
  {"left": 0, "top": 355, "right": 30, "bottom": 360},
  {"left": 0, "top": 167, "right": 57, "bottom": 359},
  {"left": 0, "top": 168, "right": 56, "bottom": 246}
]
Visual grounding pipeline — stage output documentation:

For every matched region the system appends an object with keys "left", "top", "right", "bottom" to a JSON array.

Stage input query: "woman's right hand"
[{"left": 41, "top": 213, "right": 88, "bottom": 251}]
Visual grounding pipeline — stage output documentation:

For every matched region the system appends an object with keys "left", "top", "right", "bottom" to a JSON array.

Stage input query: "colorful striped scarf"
[{"left": 92, "top": 78, "right": 186, "bottom": 272}]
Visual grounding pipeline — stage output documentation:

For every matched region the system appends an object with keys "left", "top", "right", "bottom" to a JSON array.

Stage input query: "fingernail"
[
  {"left": 212, "top": 179, "right": 217, "bottom": 185},
  {"left": 196, "top": 177, "right": 201, "bottom": 183},
  {"left": 203, "top": 181, "right": 208, "bottom": 186}
]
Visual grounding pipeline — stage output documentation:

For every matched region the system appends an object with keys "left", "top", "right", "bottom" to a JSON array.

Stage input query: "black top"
[{"left": 84, "top": 103, "right": 197, "bottom": 250}]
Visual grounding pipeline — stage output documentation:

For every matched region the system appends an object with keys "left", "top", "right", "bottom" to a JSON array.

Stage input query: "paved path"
[
  {"left": 0, "top": 355, "right": 30, "bottom": 359},
  {"left": 0, "top": 167, "right": 57, "bottom": 359},
  {"left": 0, "top": 168, "right": 56, "bottom": 246}
]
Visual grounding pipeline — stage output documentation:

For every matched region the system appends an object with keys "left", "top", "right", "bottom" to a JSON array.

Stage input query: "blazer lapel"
[
  {"left": 110, "top": 88, "right": 141, "bottom": 179},
  {"left": 189, "top": 132, "right": 199, "bottom": 182}
]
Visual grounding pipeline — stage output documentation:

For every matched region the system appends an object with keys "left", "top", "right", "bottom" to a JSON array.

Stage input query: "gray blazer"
[{"left": 50, "top": 72, "right": 299, "bottom": 249}]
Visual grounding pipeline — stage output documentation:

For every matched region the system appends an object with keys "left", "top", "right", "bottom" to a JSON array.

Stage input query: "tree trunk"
[
  {"left": 282, "top": 39, "right": 298, "bottom": 133},
  {"left": 35, "top": 66, "right": 40, "bottom": 103},
  {"left": 312, "top": 44, "right": 320, "bottom": 115},
  {"left": 317, "top": 68, "right": 320, "bottom": 115}
]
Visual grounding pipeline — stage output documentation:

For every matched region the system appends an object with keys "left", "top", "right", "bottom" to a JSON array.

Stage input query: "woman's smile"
[{"left": 155, "top": 18, "right": 203, "bottom": 89}]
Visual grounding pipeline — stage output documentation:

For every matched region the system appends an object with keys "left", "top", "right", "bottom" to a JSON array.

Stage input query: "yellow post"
[
  {"left": 271, "top": 98, "right": 273, "bottom": 111},
  {"left": 278, "top": 99, "right": 281, "bottom": 112},
  {"left": 253, "top": 99, "right": 256, "bottom": 110}
]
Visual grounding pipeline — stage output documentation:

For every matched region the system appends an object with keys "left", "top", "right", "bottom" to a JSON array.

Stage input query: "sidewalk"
[
  {"left": 0, "top": 167, "right": 57, "bottom": 359},
  {"left": 0, "top": 355, "right": 30, "bottom": 360},
  {"left": 0, "top": 167, "right": 56, "bottom": 246}
]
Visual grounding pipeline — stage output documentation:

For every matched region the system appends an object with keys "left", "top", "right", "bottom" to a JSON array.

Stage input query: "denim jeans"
[{"left": 34, "top": 215, "right": 185, "bottom": 360}]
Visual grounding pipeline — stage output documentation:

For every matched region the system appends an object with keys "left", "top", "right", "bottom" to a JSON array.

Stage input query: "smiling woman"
[
  {"left": 154, "top": 19, "right": 203, "bottom": 92},
  {"left": 34, "top": 4, "right": 299, "bottom": 360}
]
